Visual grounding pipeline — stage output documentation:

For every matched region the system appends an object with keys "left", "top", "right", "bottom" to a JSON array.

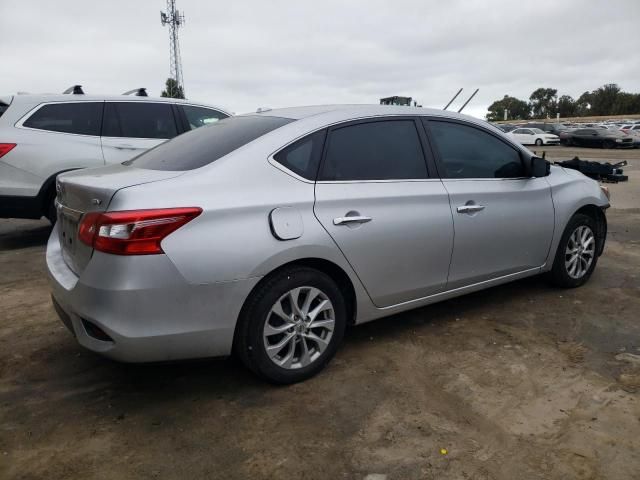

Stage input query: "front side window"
[
  {"left": 23, "top": 102, "right": 103, "bottom": 136},
  {"left": 319, "top": 120, "right": 427, "bottom": 181},
  {"left": 273, "top": 129, "right": 326, "bottom": 180},
  {"left": 427, "top": 120, "right": 525, "bottom": 179},
  {"left": 182, "top": 105, "right": 229, "bottom": 130},
  {"left": 103, "top": 102, "right": 178, "bottom": 139},
  {"left": 126, "top": 115, "right": 293, "bottom": 171}
]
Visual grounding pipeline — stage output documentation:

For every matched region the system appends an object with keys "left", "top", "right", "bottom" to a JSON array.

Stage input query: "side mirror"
[{"left": 529, "top": 156, "right": 550, "bottom": 177}]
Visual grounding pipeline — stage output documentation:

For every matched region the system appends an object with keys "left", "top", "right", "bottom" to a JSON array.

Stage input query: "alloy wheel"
[
  {"left": 564, "top": 225, "right": 595, "bottom": 279},
  {"left": 263, "top": 286, "right": 335, "bottom": 369}
]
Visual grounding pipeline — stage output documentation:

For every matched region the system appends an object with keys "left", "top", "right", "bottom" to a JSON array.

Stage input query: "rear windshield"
[{"left": 125, "top": 115, "right": 293, "bottom": 171}]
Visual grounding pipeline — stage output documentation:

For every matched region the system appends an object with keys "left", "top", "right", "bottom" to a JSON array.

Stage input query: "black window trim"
[
  {"left": 17, "top": 100, "right": 105, "bottom": 138},
  {"left": 100, "top": 100, "right": 180, "bottom": 140},
  {"left": 316, "top": 116, "right": 436, "bottom": 184},
  {"left": 421, "top": 117, "right": 530, "bottom": 181}
]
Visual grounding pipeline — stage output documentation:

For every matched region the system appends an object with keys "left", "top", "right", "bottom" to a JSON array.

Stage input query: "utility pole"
[{"left": 160, "top": 0, "right": 185, "bottom": 98}]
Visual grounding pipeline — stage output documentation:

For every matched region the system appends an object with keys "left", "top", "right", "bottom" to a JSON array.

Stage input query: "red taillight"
[
  {"left": 0, "top": 143, "right": 16, "bottom": 159},
  {"left": 78, "top": 208, "right": 202, "bottom": 255}
]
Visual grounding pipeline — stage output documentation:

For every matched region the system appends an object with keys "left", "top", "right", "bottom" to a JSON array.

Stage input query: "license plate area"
[{"left": 56, "top": 202, "right": 82, "bottom": 256}]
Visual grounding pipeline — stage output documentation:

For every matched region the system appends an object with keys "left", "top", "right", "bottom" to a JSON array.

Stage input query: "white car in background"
[
  {"left": 507, "top": 127, "right": 560, "bottom": 146},
  {"left": 0, "top": 87, "right": 230, "bottom": 222}
]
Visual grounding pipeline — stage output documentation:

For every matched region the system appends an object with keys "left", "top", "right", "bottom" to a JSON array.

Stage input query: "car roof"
[
  {"left": 7, "top": 93, "right": 231, "bottom": 114},
  {"left": 248, "top": 104, "right": 490, "bottom": 127}
]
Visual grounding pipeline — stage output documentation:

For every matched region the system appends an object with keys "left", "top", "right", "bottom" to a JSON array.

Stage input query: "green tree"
[
  {"left": 529, "top": 88, "right": 558, "bottom": 119},
  {"left": 160, "top": 78, "right": 185, "bottom": 99},
  {"left": 575, "top": 91, "right": 592, "bottom": 116},
  {"left": 589, "top": 83, "right": 621, "bottom": 116},
  {"left": 556, "top": 95, "right": 577, "bottom": 118},
  {"left": 616, "top": 92, "right": 640, "bottom": 115},
  {"left": 486, "top": 95, "right": 530, "bottom": 121}
]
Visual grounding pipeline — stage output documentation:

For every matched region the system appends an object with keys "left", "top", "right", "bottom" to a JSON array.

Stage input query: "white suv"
[{"left": 0, "top": 87, "right": 230, "bottom": 222}]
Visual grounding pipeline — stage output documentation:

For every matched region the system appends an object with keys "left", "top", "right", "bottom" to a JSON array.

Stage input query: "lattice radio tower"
[{"left": 160, "top": 0, "right": 185, "bottom": 97}]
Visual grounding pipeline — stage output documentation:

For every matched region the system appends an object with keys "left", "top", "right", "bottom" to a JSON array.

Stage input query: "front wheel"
[
  {"left": 549, "top": 213, "right": 599, "bottom": 288},
  {"left": 603, "top": 140, "right": 615, "bottom": 149},
  {"left": 235, "top": 266, "right": 347, "bottom": 384},
  {"left": 535, "top": 138, "right": 543, "bottom": 146}
]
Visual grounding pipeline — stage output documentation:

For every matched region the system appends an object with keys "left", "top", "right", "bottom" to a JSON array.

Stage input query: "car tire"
[
  {"left": 535, "top": 138, "right": 543, "bottom": 146},
  {"left": 603, "top": 140, "right": 615, "bottom": 149},
  {"left": 235, "top": 266, "right": 347, "bottom": 384},
  {"left": 549, "top": 213, "right": 599, "bottom": 288},
  {"left": 45, "top": 191, "right": 57, "bottom": 225}
]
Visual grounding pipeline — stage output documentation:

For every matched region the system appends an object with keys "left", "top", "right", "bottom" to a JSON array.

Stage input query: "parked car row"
[{"left": 494, "top": 120, "right": 640, "bottom": 149}]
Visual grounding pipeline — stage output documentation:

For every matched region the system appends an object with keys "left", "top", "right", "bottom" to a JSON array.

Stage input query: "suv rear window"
[
  {"left": 126, "top": 115, "right": 293, "bottom": 171},
  {"left": 103, "top": 102, "right": 178, "bottom": 139},
  {"left": 23, "top": 102, "right": 103, "bottom": 136}
]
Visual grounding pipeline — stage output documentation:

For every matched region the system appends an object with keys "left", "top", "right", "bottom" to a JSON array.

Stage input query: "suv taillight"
[
  {"left": 0, "top": 143, "right": 16, "bottom": 159},
  {"left": 78, "top": 208, "right": 202, "bottom": 255}
]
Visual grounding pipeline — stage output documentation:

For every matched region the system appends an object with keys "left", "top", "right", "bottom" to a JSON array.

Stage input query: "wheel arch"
[
  {"left": 233, "top": 257, "right": 358, "bottom": 351},
  {"left": 36, "top": 168, "right": 80, "bottom": 215},
  {"left": 574, "top": 204, "right": 607, "bottom": 256}
]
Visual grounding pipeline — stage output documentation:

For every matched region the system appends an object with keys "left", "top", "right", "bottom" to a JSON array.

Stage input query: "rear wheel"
[
  {"left": 235, "top": 266, "right": 347, "bottom": 384},
  {"left": 45, "top": 189, "right": 57, "bottom": 225},
  {"left": 549, "top": 213, "right": 599, "bottom": 288}
]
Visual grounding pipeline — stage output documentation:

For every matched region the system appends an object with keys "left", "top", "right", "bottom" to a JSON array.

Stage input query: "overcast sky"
[{"left": 1, "top": 0, "right": 639, "bottom": 118}]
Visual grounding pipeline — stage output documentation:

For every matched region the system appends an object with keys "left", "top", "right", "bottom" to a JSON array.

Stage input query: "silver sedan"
[{"left": 47, "top": 105, "right": 610, "bottom": 383}]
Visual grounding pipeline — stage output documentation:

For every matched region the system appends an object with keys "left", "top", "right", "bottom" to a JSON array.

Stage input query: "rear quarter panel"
[{"left": 108, "top": 140, "right": 376, "bottom": 321}]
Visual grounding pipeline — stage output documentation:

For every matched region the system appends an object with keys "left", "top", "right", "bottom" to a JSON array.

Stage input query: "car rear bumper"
[{"left": 46, "top": 224, "right": 260, "bottom": 363}]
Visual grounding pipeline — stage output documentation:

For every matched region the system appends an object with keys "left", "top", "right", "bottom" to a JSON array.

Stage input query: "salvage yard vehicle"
[
  {"left": 0, "top": 87, "right": 230, "bottom": 223},
  {"left": 560, "top": 128, "right": 634, "bottom": 148},
  {"left": 47, "top": 105, "right": 610, "bottom": 384},
  {"left": 507, "top": 127, "right": 560, "bottom": 146}
]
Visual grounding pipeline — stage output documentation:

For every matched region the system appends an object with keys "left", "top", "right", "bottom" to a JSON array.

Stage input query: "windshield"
[
  {"left": 531, "top": 128, "right": 545, "bottom": 134},
  {"left": 125, "top": 115, "right": 294, "bottom": 171}
]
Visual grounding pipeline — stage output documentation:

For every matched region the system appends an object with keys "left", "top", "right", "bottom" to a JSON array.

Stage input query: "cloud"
[{"left": 1, "top": 0, "right": 639, "bottom": 118}]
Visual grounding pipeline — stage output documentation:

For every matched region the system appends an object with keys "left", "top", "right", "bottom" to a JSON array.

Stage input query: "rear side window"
[
  {"left": 0, "top": 100, "right": 10, "bottom": 119},
  {"left": 126, "top": 115, "right": 293, "bottom": 171},
  {"left": 319, "top": 120, "right": 427, "bottom": 181},
  {"left": 182, "top": 105, "right": 228, "bottom": 130},
  {"left": 23, "top": 102, "right": 103, "bottom": 136},
  {"left": 427, "top": 120, "right": 524, "bottom": 179},
  {"left": 103, "top": 102, "right": 178, "bottom": 139},
  {"left": 273, "top": 129, "right": 326, "bottom": 180}
]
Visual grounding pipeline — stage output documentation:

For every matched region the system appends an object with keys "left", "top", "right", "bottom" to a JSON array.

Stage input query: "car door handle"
[
  {"left": 113, "top": 144, "right": 138, "bottom": 150},
  {"left": 456, "top": 205, "right": 485, "bottom": 214},
  {"left": 333, "top": 215, "right": 372, "bottom": 225}
]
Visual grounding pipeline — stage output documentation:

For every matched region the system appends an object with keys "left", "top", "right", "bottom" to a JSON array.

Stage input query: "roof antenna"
[
  {"left": 63, "top": 85, "right": 84, "bottom": 95},
  {"left": 122, "top": 88, "right": 148, "bottom": 97},
  {"left": 443, "top": 88, "right": 463, "bottom": 110},
  {"left": 458, "top": 89, "right": 479, "bottom": 113}
]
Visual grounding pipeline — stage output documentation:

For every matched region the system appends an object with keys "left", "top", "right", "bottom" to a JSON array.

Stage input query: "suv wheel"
[
  {"left": 45, "top": 191, "right": 57, "bottom": 225},
  {"left": 549, "top": 213, "right": 599, "bottom": 288},
  {"left": 235, "top": 266, "right": 347, "bottom": 384}
]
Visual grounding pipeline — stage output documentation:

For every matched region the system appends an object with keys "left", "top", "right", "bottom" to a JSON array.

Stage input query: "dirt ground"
[{"left": 1, "top": 146, "right": 639, "bottom": 480}]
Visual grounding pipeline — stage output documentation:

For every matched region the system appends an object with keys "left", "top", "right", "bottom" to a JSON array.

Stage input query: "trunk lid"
[{"left": 55, "top": 164, "right": 184, "bottom": 274}]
